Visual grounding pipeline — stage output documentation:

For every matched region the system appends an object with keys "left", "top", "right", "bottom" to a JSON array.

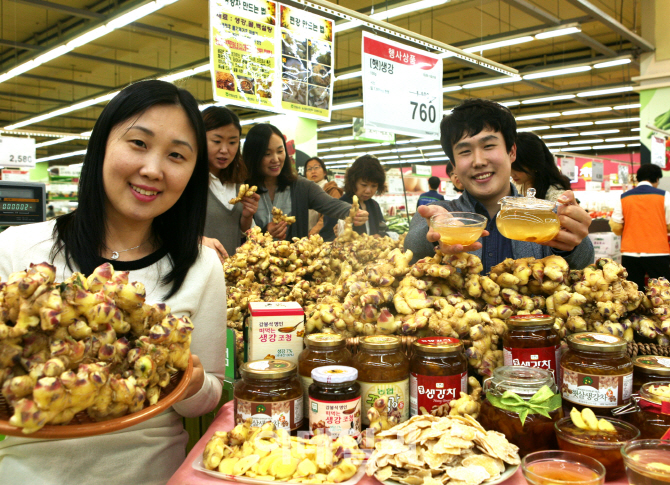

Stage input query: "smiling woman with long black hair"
[
  {"left": 0, "top": 80, "right": 226, "bottom": 485},
  {"left": 243, "top": 123, "right": 369, "bottom": 240}
]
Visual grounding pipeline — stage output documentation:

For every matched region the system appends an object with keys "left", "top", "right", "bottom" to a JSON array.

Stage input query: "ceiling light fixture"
[
  {"left": 317, "top": 123, "right": 353, "bottom": 132},
  {"left": 535, "top": 26, "right": 582, "bottom": 39},
  {"left": 500, "top": 101, "right": 520, "bottom": 107},
  {"left": 35, "top": 136, "right": 79, "bottom": 148},
  {"left": 36, "top": 149, "right": 88, "bottom": 162},
  {"left": 335, "top": 0, "right": 451, "bottom": 33},
  {"left": 552, "top": 121, "right": 594, "bottom": 128},
  {"left": 332, "top": 101, "right": 364, "bottom": 111},
  {"left": 628, "top": 143, "right": 641, "bottom": 147},
  {"left": 592, "top": 144, "right": 626, "bottom": 149},
  {"left": 577, "top": 86, "right": 634, "bottom": 97},
  {"left": 442, "top": 86, "right": 463, "bottom": 93},
  {"left": 518, "top": 125, "right": 550, "bottom": 132},
  {"left": 605, "top": 136, "right": 640, "bottom": 142},
  {"left": 594, "top": 117, "right": 640, "bottom": 125},
  {"left": 336, "top": 71, "right": 362, "bottom": 81},
  {"left": 0, "top": 0, "right": 179, "bottom": 86},
  {"left": 579, "top": 129, "right": 620, "bottom": 136},
  {"left": 561, "top": 107, "right": 613, "bottom": 116},
  {"left": 523, "top": 65, "right": 592, "bottom": 80},
  {"left": 522, "top": 94, "right": 576, "bottom": 104},
  {"left": 631, "top": 128, "right": 641, "bottom": 132},
  {"left": 545, "top": 142, "right": 569, "bottom": 147},
  {"left": 463, "top": 76, "right": 521, "bottom": 89},
  {"left": 569, "top": 139, "right": 604, "bottom": 145},
  {"left": 516, "top": 112, "right": 561, "bottom": 121},
  {"left": 614, "top": 103, "right": 641, "bottom": 110},
  {"left": 464, "top": 36, "right": 534, "bottom": 53},
  {"left": 594, "top": 59, "right": 632, "bottom": 69},
  {"left": 543, "top": 133, "right": 579, "bottom": 139}
]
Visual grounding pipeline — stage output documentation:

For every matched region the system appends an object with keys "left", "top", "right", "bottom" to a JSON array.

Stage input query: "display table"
[{"left": 168, "top": 401, "right": 630, "bottom": 485}]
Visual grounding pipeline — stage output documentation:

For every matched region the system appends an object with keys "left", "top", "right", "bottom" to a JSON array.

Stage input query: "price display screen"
[{"left": 0, "top": 182, "right": 45, "bottom": 225}]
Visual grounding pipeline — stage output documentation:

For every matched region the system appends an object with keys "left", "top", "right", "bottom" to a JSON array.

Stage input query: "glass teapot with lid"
[{"left": 496, "top": 188, "right": 560, "bottom": 243}]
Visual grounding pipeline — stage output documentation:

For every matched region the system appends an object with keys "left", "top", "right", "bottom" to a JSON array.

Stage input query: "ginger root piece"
[
  {"left": 271, "top": 207, "right": 296, "bottom": 225},
  {"left": 228, "top": 184, "right": 257, "bottom": 205}
]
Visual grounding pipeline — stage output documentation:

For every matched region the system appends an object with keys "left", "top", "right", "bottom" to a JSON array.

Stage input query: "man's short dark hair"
[
  {"left": 637, "top": 163, "right": 663, "bottom": 184},
  {"left": 440, "top": 98, "right": 517, "bottom": 162},
  {"left": 428, "top": 176, "right": 440, "bottom": 190}
]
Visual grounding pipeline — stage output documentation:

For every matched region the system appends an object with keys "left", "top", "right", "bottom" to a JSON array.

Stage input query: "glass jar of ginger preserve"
[
  {"left": 503, "top": 314, "right": 561, "bottom": 381},
  {"left": 633, "top": 355, "right": 670, "bottom": 393},
  {"left": 308, "top": 366, "right": 361, "bottom": 438},
  {"left": 409, "top": 337, "right": 467, "bottom": 417},
  {"left": 352, "top": 335, "right": 409, "bottom": 425}
]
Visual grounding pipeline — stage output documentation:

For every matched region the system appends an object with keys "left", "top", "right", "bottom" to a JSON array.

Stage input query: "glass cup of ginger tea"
[
  {"left": 496, "top": 188, "right": 561, "bottom": 243},
  {"left": 430, "top": 211, "right": 487, "bottom": 247}
]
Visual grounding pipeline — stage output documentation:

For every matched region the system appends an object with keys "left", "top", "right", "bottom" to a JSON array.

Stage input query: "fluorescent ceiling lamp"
[
  {"left": 543, "top": 133, "right": 579, "bottom": 139},
  {"left": 605, "top": 136, "right": 640, "bottom": 142},
  {"left": 464, "top": 36, "right": 534, "bottom": 53},
  {"left": 35, "top": 136, "right": 79, "bottom": 148},
  {"left": 569, "top": 146, "right": 593, "bottom": 150},
  {"left": 522, "top": 94, "right": 576, "bottom": 104},
  {"left": 336, "top": 71, "right": 362, "bottom": 81},
  {"left": 240, "top": 115, "right": 278, "bottom": 126},
  {"left": 335, "top": 0, "right": 451, "bottom": 33},
  {"left": 378, "top": 155, "right": 398, "bottom": 160},
  {"left": 420, "top": 144, "right": 443, "bottom": 150},
  {"left": 594, "top": 59, "right": 632, "bottom": 69},
  {"left": 369, "top": 149, "right": 393, "bottom": 155},
  {"left": 0, "top": 0, "right": 177, "bottom": 86},
  {"left": 500, "top": 101, "right": 520, "bottom": 107},
  {"left": 36, "top": 149, "right": 87, "bottom": 162},
  {"left": 523, "top": 65, "right": 591, "bottom": 80},
  {"left": 5, "top": 91, "right": 120, "bottom": 130},
  {"left": 577, "top": 86, "right": 634, "bottom": 97},
  {"left": 332, "top": 101, "right": 363, "bottom": 111},
  {"left": 518, "top": 125, "right": 550, "bottom": 132},
  {"left": 535, "top": 26, "right": 582, "bottom": 39},
  {"left": 317, "top": 138, "right": 338, "bottom": 144},
  {"left": 593, "top": 144, "right": 626, "bottom": 149},
  {"left": 614, "top": 103, "right": 641, "bottom": 110},
  {"left": 393, "top": 147, "right": 420, "bottom": 153},
  {"left": 628, "top": 143, "right": 641, "bottom": 147},
  {"left": 580, "top": 129, "right": 619, "bottom": 136},
  {"left": 552, "top": 121, "right": 593, "bottom": 128},
  {"left": 158, "top": 63, "right": 210, "bottom": 83},
  {"left": 317, "top": 148, "right": 331, "bottom": 152},
  {"left": 595, "top": 117, "right": 640, "bottom": 125},
  {"left": 322, "top": 154, "right": 344, "bottom": 159},
  {"left": 402, "top": 154, "right": 425, "bottom": 158},
  {"left": 442, "top": 86, "right": 463, "bottom": 93},
  {"left": 516, "top": 112, "right": 561, "bottom": 121},
  {"left": 431, "top": 156, "right": 450, "bottom": 161},
  {"left": 546, "top": 142, "right": 569, "bottom": 147},
  {"left": 631, "top": 128, "right": 641, "bottom": 132},
  {"left": 569, "top": 139, "right": 604, "bottom": 145},
  {"left": 463, "top": 76, "right": 521, "bottom": 89},
  {"left": 317, "top": 123, "right": 353, "bottom": 132},
  {"left": 423, "top": 151, "right": 445, "bottom": 156},
  {"left": 562, "top": 107, "right": 612, "bottom": 116}
]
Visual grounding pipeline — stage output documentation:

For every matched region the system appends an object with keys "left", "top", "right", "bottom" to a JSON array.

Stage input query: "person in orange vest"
[{"left": 610, "top": 163, "right": 670, "bottom": 290}]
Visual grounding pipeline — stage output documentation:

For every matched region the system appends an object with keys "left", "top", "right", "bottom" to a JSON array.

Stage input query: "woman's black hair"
[
  {"left": 51, "top": 79, "right": 209, "bottom": 299},
  {"left": 243, "top": 123, "right": 297, "bottom": 191},
  {"left": 202, "top": 105, "right": 247, "bottom": 184},
  {"left": 305, "top": 157, "right": 328, "bottom": 181},
  {"left": 512, "top": 131, "right": 571, "bottom": 199},
  {"left": 344, "top": 155, "right": 386, "bottom": 195}
]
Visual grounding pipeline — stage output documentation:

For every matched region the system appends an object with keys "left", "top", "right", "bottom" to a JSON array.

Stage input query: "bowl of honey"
[
  {"left": 622, "top": 439, "right": 670, "bottom": 485},
  {"left": 522, "top": 450, "right": 605, "bottom": 485},
  {"left": 496, "top": 188, "right": 560, "bottom": 243},
  {"left": 555, "top": 415, "right": 640, "bottom": 480},
  {"left": 429, "top": 212, "right": 487, "bottom": 247}
]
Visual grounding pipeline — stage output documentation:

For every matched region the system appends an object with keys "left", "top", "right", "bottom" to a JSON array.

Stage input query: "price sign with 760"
[{"left": 409, "top": 100, "right": 437, "bottom": 123}]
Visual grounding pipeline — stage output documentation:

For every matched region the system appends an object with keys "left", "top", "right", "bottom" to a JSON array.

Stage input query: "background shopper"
[
  {"left": 304, "top": 156, "right": 344, "bottom": 235},
  {"left": 610, "top": 163, "right": 670, "bottom": 289},
  {"left": 243, "top": 123, "right": 368, "bottom": 240},
  {"left": 417, "top": 175, "right": 445, "bottom": 208},
  {"left": 202, "top": 106, "right": 260, "bottom": 258}
]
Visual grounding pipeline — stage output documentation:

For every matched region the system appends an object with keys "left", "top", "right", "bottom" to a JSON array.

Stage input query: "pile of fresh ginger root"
[
  {"left": 0, "top": 262, "right": 193, "bottom": 433},
  {"left": 271, "top": 207, "right": 296, "bottom": 225}
]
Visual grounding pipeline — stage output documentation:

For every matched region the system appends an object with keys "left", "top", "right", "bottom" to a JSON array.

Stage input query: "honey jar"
[
  {"left": 496, "top": 188, "right": 560, "bottom": 243},
  {"left": 561, "top": 332, "right": 633, "bottom": 416},
  {"left": 503, "top": 314, "right": 561, "bottom": 381},
  {"left": 308, "top": 366, "right": 361, "bottom": 438},
  {"left": 298, "top": 333, "right": 353, "bottom": 417},
  {"left": 627, "top": 381, "right": 670, "bottom": 439},
  {"left": 479, "top": 366, "right": 563, "bottom": 457},
  {"left": 409, "top": 337, "right": 467, "bottom": 417},
  {"left": 352, "top": 335, "right": 409, "bottom": 425},
  {"left": 633, "top": 355, "right": 670, "bottom": 393},
  {"left": 234, "top": 359, "right": 303, "bottom": 431}
]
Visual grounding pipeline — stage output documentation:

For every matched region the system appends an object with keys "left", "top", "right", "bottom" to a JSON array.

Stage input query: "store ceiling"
[{"left": 0, "top": 0, "right": 645, "bottom": 164}]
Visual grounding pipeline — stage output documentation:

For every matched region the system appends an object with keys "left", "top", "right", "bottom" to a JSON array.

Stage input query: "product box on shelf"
[
  {"left": 588, "top": 232, "right": 621, "bottom": 254},
  {"left": 247, "top": 302, "right": 305, "bottom": 365}
]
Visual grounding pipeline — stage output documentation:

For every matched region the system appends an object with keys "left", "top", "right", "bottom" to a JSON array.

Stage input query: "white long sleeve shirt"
[{"left": 0, "top": 220, "right": 227, "bottom": 485}]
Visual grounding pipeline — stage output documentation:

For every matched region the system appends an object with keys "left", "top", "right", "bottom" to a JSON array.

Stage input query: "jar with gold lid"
[
  {"left": 633, "top": 355, "right": 670, "bottom": 393},
  {"left": 234, "top": 359, "right": 303, "bottom": 431},
  {"left": 503, "top": 314, "right": 561, "bottom": 380},
  {"left": 409, "top": 337, "right": 467, "bottom": 417},
  {"left": 298, "top": 333, "right": 353, "bottom": 416},
  {"left": 308, "top": 366, "right": 361, "bottom": 438},
  {"left": 560, "top": 332, "right": 633, "bottom": 416},
  {"left": 352, "top": 335, "right": 409, "bottom": 425}
]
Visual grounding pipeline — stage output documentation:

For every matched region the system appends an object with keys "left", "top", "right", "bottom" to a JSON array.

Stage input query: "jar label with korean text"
[
  {"left": 503, "top": 345, "right": 561, "bottom": 377},
  {"left": 309, "top": 396, "right": 361, "bottom": 437},
  {"left": 300, "top": 375, "right": 313, "bottom": 416},
  {"left": 358, "top": 379, "right": 409, "bottom": 425},
  {"left": 234, "top": 396, "right": 303, "bottom": 430},
  {"left": 409, "top": 371, "right": 467, "bottom": 416},
  {"left": 561, "top": 369, "right": 633, "bottom": 408}
]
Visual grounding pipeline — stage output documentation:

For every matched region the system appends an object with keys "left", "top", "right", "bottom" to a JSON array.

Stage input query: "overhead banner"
[
  {"left": 209, "top": 0, "right": 334, "bottom": 121},
  {"left": 362, "top": 32, "right": 442, "bottom": 138}
]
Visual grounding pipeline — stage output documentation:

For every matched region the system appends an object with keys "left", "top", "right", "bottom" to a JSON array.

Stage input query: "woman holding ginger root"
[{"left": 0, "top": 81, "right": 226, "bottom": 485}]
